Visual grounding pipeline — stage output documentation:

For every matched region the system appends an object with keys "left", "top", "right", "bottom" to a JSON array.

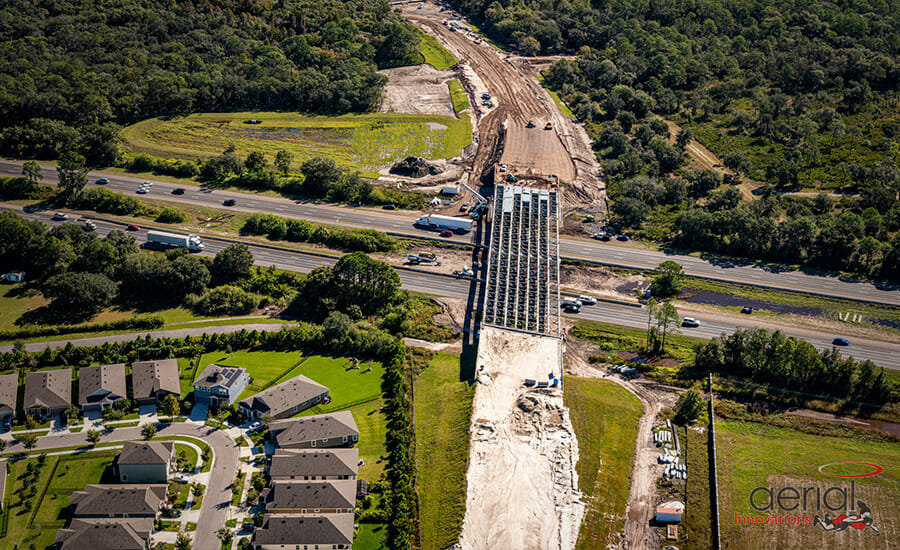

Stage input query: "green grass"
[
  {"left": 231, "top": 472, "right": 246, "bottom": 506},
  {"left": 156, "top": 436, "right": 213, "bottom": 472},
  {"left": 0, "top": 283, "right": 49, "bottom": 332},
  {"left": 169, "top": 481, "right": 190, "bottom": 509},
  {"left": 572, "top": 319, "right": 707, "bottom": 367},
  {"left": 537, "top": 75, "right": 575, "bottom": 118},
  {"left": 290, "top": 355, "right": 385, "bottom": 414},
  {"left": 200, "top": 349, "right": 307, "bottom": 399},
  {"left": 417, "top": 31, "right": 457, "bottom": 70},
  {"left": 448, "top": 79, "right": 469, "bottom": 113},
  {"left": 717, "top": 418, "right": 900, "bottom": 549},
  {"left": 177, "top": 356, "right": 197, "bottom": 399},
  {"left": 564, "top": 376, "right": 643, "bottom": 550},
  {"left": 175, "top": 443, "right": 198, "bottom": 471},
  {"left": 414, "top": 353, "right": 474, "bottom": 550},
  {"left": 334, "top": 398, "right": 387, "bottom": 482},
  {"left": 354, "top": 523, "right": 387, "bottom": 549},
  {"left": 158, "top": 519, "right": 181, "bottom": 532},
  {"left": 681, "top": 427, "right": 711, "bottom": 550},
  {"left": 123, "top": 112, "right": 472, "bottom": 179}
]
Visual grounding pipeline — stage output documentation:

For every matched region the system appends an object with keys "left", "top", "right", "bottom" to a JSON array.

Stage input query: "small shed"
[
  {"left": 441, "top": 185, "right": 459, "bottom": 196},
  {"left": 357, "top": 479, "right": 369, "bottom": 498},
  {"left": 656, "top": 501, "right": 685, "bottom": 523},
  {"left": 4, "top": 271, "right": 24, "bottom": 283}
]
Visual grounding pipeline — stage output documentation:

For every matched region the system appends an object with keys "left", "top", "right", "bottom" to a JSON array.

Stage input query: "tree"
[
  {"left": 21, "top": 160, "right": 42, "bottom": 192},
  {"left": 649, "top": 261, "right": 684, "bottom": 299},
  {"left": 331, "top": 252, "right": 401, "bottom": 315},
  {"left": 20, "top": 432, "right": 38, "bottom": 449},
  {"left": 175, "top": 531, "right": 192, "bottom": 550},
  {"left": 675, "top": 387, "right": 705, "bottom": 423},
  {"left": 301, "top": 157, "right": 342, "bottom": 197},
  {"left": 160, "top": 394, "right": 180, "bottom": 417},
  {"left": 86, "top": 429, "right": 100, "bottom": 445},
  {"left": 57, "top": 151, "right": 89, "bottom": 195},
  {"left": 675, "top": 127, "right": 694, "bottom": 149},
  {"left": 42, "top": 272, "right": 118, "bottom": 316},
  {"left": 191, "top": 482, "right": 205, "bottom": 498},
  {"left": 260, "top": 413, "right": 274, "bottom": 427},
  {"left": 212, "top": 244, "right": 254, "bottom": 282},
  {"left": 0, "top": 439, "right": 7, "bottom": 453},
  {"left": 217, "top": 527, "right": 234, "bottom": 547},
  {"left": 141, "top": 424, "right": 157, "bottom": 440},
  {"left": 612, "top": 197, "right": 651, "bottom": 226},
  {"left": 655, "top": 301, "right": 680, "bottom": 354},
  {"left": 275, "top": 150, "right": 293, "bottom": 175},
  {"left": 245, "top": 151, "right": 267, "bottom": 173}
]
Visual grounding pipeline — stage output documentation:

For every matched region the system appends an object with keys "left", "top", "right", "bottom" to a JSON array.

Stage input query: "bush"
[
  {"left": 69, "top": 187, "right": 141, "bottom": 215},
  {"left": 0, "top": 316, "right": 163, "bottom": 341},
  {"left": 194, "top": 285, "right": 259, "bottom": 315},
  {"left": 126, "top": 154, "right": 200, "bottom": 178},
  {"left": 156, "top": 207, "right": 187, "bottom": 223}
]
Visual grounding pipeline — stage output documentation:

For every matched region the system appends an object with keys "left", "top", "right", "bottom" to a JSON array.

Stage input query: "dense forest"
[
  {"left": 0, "top": 0, "right": 420, "bottom": 163},
  {"left": 446, "top": 0, "right": 900, "bottom": 276}
]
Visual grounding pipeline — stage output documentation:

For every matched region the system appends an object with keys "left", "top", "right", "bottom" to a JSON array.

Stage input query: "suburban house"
[
  {"left": 270, "top": 448, "right": 359, "bottom": 481},
  {"left": 68, "top": 484, "right": 167, "bottom": 518},
  {"left": 192, "top": 364, "right": 249, "bottom": 406},
  {"left": 55, "top": 519, "right": 153, "bottom": 550},
  {"left": 251, "top": 514, "right": 354, "bottom": 550},
  {"left": 57, "top": 484, "right": 164, "bottom": 550},
  {"left": 23, "top": 368, "right": 72, "bottom": 417},
  {"left": 0, "top": 372, "right": 18, "bottom": 426},
  {"left": 78, "top": 363, "right": 127, "bottom": 412},
  {"left": 269, "top": 411, "right": 359, "bottom": 449},
  {"left": 238, "top": 374, "right": 329, "bottom": 420},
  {"left": 131, "top": 359, "right": 180, "bottom": 405},
  {"left": 113, "top": 441, "right": 175, "bottom": 483},
  {"left": 262, "top": 480, "right": 356, "bottom": 514}
]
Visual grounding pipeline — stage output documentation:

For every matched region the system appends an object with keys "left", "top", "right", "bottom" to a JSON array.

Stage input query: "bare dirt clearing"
[{"left": 380, "top": 64, "right": 457, "bottom": 117}]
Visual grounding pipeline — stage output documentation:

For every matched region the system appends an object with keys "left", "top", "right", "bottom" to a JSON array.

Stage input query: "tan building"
[
  {"left": 0, "top": 372, "right": 18, "bottom": 425},
  {"left": 270, "top": 448, "right": 358, "bottom": 481},
  {"left": 269, "top": 410, "right": 359, "bottom": 449},
  {"left": 238, "top": 374, "right": 329, "bottom": 420},
  {"left": 113, "top": 441, "right": 175, "bottom": 483},
  {"left": 23, "top": 368, "right": 72, "bottom": 417}
]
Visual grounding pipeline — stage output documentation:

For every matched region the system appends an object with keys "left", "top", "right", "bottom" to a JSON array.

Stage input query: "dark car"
[
  {"left": 617, "top": 234, "right": 629, "bottom": 241},
  {"left": 95, "top": 177, "right": 109, "bottom": 185},
  {"left": 241, "top": 523, "right": 256, "bottom": 532},
  {"left": 172, "top": 188, "right": 186, "bottom": 195},
  {"left": 223, "top": 199, "right": 236, "bottom": 206},
  {"left": 741, "top": 306, "right": 753, "bottom": 314},
  {"left": 382, "top": 204, "right": 396, "bottom": 210},
  {"left": 126, "top": 224, "right": 140, "bottom": 231},
  {"left": 440, "top": 229, "right": 453, "bottom": 237},
  {"left": 832, "top": 337, "right": 849, "bottom": 346}
]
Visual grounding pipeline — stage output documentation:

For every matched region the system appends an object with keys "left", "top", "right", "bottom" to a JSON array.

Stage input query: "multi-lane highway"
[
  {"left": 8, "top": 207, "right": 899, "bottom": 369},
  {"left": 3, "top": 160, "right": 899, "bottom": 305}
]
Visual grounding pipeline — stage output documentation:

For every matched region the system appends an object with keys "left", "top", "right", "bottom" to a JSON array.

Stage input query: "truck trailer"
[
  {"left": 414, "top": 214, "right": 473, "bottom": 233},
  {"left": 146, "top": 230, "right": 205, "bottom": 252}
]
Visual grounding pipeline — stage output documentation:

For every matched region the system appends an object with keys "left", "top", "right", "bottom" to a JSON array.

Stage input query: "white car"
[
  {"left": 579, "top": 295, "right": 597, "bottom": 305},
  {"left": 141, "top": 181, "right": 153, "bottom": 187},
  {"left": 173, "top": 473, "right": 190, "bottom": 483},
  {"left": 137, "top": 187, "right": 149, "bottom": 194},
  {"left": 51, "top": 212, "right": 69, "bottom": 221},
  {"left": 681, "top": 317, "right": 700, "bottom": 328},
  {"left": 248, "top": 421, "right": 263, "bottom": 432}
]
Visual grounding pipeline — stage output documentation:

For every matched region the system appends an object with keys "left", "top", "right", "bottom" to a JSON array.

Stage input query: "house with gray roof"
[
  {"left": 113, "top": 441, "right": 175, "bottom": 483},
  {"left": 68, "top": 484, "right": 167, "bottom": 518},
  {"left": 238, "top": 374, "right": 329, "bottom": 420},
  {"left": 79, "top": 363, "right": 127, "bottom": 412},
  {"left": 192, "top": 364, "right": 249, "bottom": 407},
  {"left": 270, "top": 448, "right": 358, "bottom": 481},
  {"left": 23, "top": 368, "right": 72, "bottom": 417},
  {"left": 251, "top": 514, "right": 354, "bottom": 549},
  {"left": 0, "top": 372, "right": 18, "bottom": 425},
  {"left": 54, "top": 518, "right": 153, "bottom": 550},
  {"left": 131, "top": 359, "right": 180, "bottom": 405},
  {"left": 263, "top": 480, "right": 356, "bottom": 514},
  {"left": 269, "top": 410, "right": 359, "bottom": 449}
]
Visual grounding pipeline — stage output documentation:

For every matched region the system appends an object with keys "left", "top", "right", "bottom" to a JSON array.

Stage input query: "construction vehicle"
[
  {"left": 146, "top": 230, "right": 204, "bottom": 252},
  {"left": 453, "top": 266, "right": 475, "bottom": 279},
  {"left": 526, "top": 120, "right": 535, "bottom": 128},
  {"left": 407, "top": 253, "right": 441, "bottom": 266},
  {"left": 544, "top": 121, "right": 553, "bottom": 130},
  {"left": 414, "top": 213, "right": 473, "bottom": 233}
]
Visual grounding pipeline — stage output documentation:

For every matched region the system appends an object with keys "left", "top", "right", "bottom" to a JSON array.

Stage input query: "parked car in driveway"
[
  {"left": 832, "top": 337, "right": 849, "bottom": 346},
  {"left": 248, "top": 421, "right": 262, "bottom": 432},
  {"left": 51, "top": 212, "right": 68, "bottom": 220},
  {"left": 681, "top": 317, "right": 700, "bottom": 328}
]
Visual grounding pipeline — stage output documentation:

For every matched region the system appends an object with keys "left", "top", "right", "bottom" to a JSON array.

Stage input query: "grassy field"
[
  {"left": 1, "top": 451, "right": 115, "bottom": 549},
  {"left": 123, "top": 112, "right": 472, "bottom": 178},
  {"left": 572, "top": 319, "right": 708, "bottom": 373},
  {"left": 680, "top": 426, "right": 712, "bottom": 550},
  {"left": 448, "top": 79, "right": 469, "bottom": 114},
  {"left": 564, "top": 376, "right": 643, "bottom": 550},
  {"left": 287, "top": 355, "right": 385, "bottom": 414},
  {"left": 355, "top": 523, "right": 388, "bottom": 549},
  {"left": 0, "top": 283, "right": 49, "bottom": 331},
  {"left": 717, "top": 418, "right": 900, "bottom": 549},
  {"left": 414, "top": 352, "right": 475, "bottom": 550},
  {"left": 417, "top": 30, "right": 457, "bottom": 70},
  {"left": 175, "top": 442, "right": 199, "bottom": 471},
  {"left": 199, "top": 349, "right": 308, "bottom": 399},
  {"left": 330, "top": 397, "right": 387, "bottom": 482}
]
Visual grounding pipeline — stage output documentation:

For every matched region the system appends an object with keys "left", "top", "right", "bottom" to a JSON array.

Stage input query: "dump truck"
[
  {"left": 146, "top": 230, "right": 205, "bottom": 251},
  {"left": 414, "top": 214, "right": 473, "bottom": 233}
]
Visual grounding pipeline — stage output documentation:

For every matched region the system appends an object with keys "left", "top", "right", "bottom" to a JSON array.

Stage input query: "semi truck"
[
  {"left": 414, "top": 214, "right": 473, "bottom": 233},
  {"left": 146, "top": 230, "right": 205, "bottom": 252}
]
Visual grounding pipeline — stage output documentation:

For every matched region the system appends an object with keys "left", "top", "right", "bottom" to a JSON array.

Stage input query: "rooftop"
[
  {"left": 69, "top": 484, "right": 167, "bottom": 517},
  {"left": 270, "top": 448, "right": 358, "bottom": 479},
  {"left": 131, "top": 359, "right": 180, "bottom": 400},
  {"left": 78, "top": 363, "right": 127, "bottom": 405},
  {"left": 265, "top": 480, "right": 356, "bottom": 511},
  {"left": 270, "top": 410, "right": 359, "bottom": 447},
  {"left": 23, "top": 368, "right": 72, "bottom": 410},
  {"left": 238, "top": 374, "right": 328, "bottom": 417},
  {"left": 193, "top": 364, "right": 246, "bottom": 388},
  {"left": 115, "top": 441, "right": 174, "bottom": 466},
  {"left": 253, "top": 514, "right": 354, "bottom": 546}
]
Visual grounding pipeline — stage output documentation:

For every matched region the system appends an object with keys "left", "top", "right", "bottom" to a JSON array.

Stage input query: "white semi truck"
[
  {"left": 146, "top": 230, "right": 205, "bottom": 252},
  {"left": 414, "top": 214, "right": 473, "bottom": 233}
]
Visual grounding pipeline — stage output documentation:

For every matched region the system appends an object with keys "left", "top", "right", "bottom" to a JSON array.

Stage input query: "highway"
[
  {"left": 3, "top": 159, "right": 899, "bottom": 306},
  {"left": 7, "top": 207, "right": 900, "bottom": 369}
]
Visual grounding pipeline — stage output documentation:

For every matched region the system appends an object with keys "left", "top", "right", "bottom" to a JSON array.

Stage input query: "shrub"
[
  {"left": 194, "top": 285, "right": 258, "bottom": 315},
  {"left": 156, "top": 207, "right": 187, "bottom": 223},
  {"left": 69, "top": 187, "right": 141, "bottom": 215}
]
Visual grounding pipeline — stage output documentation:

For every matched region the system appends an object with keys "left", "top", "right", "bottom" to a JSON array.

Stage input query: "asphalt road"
[
  {"left": 2, "top": 422, "right": 239, "bottom": 550},
  {"left": 5, "top": 207, "right": 900, "bottom": 368},
  {"left": 3, "top": 159, "right": 898, "bottom": 305}
]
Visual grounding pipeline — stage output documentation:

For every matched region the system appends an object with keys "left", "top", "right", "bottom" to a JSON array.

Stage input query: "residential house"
[
  {"left": 23, "top": 368, "right": 72, "bottom": 417},
  {"left": 270, "top": 448, "right": 359, "bottom": 481},
  {"left": 192, "top": 364, "right": 249, "bottom": 407},
  {"left": 251, "top": 514, "right": 354, "bottom": 550},
  {"left": 0, "top": 372, "right": 18, "bottom": 426},
  {"left": 262, "top": 480, "right": 356, "bottom": 515},
  {"left": 113, "top": 441, "right": 175, "bottom": 483},
  {"left": 269, "top": 411, "right": 359, "bottom": 449},
  {"left": 54, "top": 519, "right": 153, "bottom": 550},
  {"left": 78, "top": 363, "right": 127, "bottom": 412},
  {"left": 238, "top": 374, "right": 329, "bottom": 420},
  {"left": 131, "top": 359, "right": 180, "bottom": 406},
  {"left": 68, "top": 484, "right": 167, "bottom": 518}
]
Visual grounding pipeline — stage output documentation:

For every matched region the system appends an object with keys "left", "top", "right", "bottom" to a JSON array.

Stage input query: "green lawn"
[
  {"left": 355, "top": 523, "right": 388, "bottom": 549},
  {"left": 200, "top": 349, "right": 308, "bottom": 399},
  {"left": 319, "top": 398, "right": 388, "bottom": 482},
  {"left": 414, "top": 352, "right": 474, "bottom": 550},
  {"left": 417, "top": 30, "right": 457, "bottom": 70},
  {"left": 564, "top": 376, "right": 643, "bottom": 550},
  {"left": 680, "top": 426, "right": 711, "bottom": 550},
  {"left": 448, "top": 79, "right": 469, "bottom": 114},
  {"left": 0, "top": 283, "right": 49, "bottom": 332},
  {"left": 177, "top": 356, "right": 198, "bottom": 399},
  {"left": 123, "top": 112, "right": 472, "bottom": 179},
  {"left": 717, "top": 419, "right": 900, "bottom": 549},
  {"left": 169, "top": 481, "right": 190, "bottom": 509},
  {"left": 157, "top": 436, "right": 213, "bottom": 473},
  {"left": 289, "top": 355, "right": 385, "bottom": 414},
  {"left": 175, "top": 443, "right": 198, "bottom": 472},
  {"left": 2, "top": 451, "right": 115, "bottom": 549}
]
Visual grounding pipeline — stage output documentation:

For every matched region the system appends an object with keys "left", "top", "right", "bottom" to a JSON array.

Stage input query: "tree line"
[{"left": 0, "top": 0, "right": 422, "bottom": 164}]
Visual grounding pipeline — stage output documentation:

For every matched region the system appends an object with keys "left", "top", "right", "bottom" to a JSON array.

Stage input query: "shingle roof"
[
  {"left": 69, "top": 484, "right": 167, "bottom": 517},
  {"left": 253, "top": 514, "right": 354, "bottom": 546},
  {"left": 265, "top": 480, "right": 356, "bottom": 511},
  {"left": 0, "top": 372, "right": 18, "bottom": 415},
  {"left": 115, "top": 441, "right": 174, "bottom": 466},
  {"left": 193, "top": 364, "right": 246, "bottom": 389},
  {"left": 23, "top": 368, "right": 71, "bottom": 410},
  {"left": 131, "top": 359, "right": 180, "bottom": 401},
  {"left": 270, "top": 448, "right": 358, "bottom": 479},
  {"left": 78, "top": 363, "right": 127, "bottom": 406},
  {"left": 270, "top": 411, "right": 359, "bottom": 447},
  {"left": 55, "top": 519, "right": 152, "bottom": 550},
  {"left": 238, "top": 374, "right": 328, "bottom": 417}
]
